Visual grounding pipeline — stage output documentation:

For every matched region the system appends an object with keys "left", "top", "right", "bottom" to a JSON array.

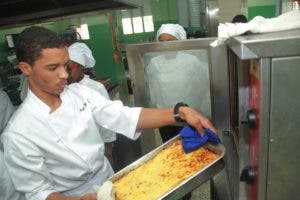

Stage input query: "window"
[
  {"left": 143, "top": 15, "right": 154, "bottom": 32},
  {"left": 120, "top": 1, "right": 154, "bottom": 35},
  {"left": 122, "top": 18, "right": 133, "bottom": 34},
  {"left": 121, "top": 13, "right": 154, "bottom": 35},
  {"left": 76, "top": 23, "right": 90, "bottom": 40},
  {"left": 132, "top": 16, "right": 143, "bottom": 33}
]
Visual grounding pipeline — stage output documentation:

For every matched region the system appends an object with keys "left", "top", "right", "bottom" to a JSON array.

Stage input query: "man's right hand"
[
  {"left": 80, "top": 193, "right": 97, "bottom": 200},
  {"left": 47, "top": 192, "right": 97, "bottom": 200}
]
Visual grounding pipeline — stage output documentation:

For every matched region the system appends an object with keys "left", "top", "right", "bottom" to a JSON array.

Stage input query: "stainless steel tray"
[{"left": 109, "top": 135, "right": 225, "bottom": 200}]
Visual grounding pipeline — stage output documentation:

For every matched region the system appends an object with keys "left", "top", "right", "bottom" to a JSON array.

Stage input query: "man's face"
[
  {"left": 20, "top": 47, "right": 69, "bottom": 96},
  {"left": 158, "top": 33, "right": 178, "bottom": 42},
  {"left": 67, "top": 60, "right": 84, "bottom": 84}
]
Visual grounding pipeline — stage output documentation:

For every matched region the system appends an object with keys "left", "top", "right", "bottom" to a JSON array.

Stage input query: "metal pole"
[{"left": 275, "top": 0, "right": 282, "bottom": 16}]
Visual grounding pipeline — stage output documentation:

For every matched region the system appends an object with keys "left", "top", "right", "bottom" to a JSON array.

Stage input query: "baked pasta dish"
[{"left": 113, "top": 139, "right": 219, "bottom": 200}]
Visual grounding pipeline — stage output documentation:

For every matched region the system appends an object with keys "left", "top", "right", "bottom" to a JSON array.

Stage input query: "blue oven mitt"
[{"left": 179, "top": 125, "right": 221, "bottom": 153}]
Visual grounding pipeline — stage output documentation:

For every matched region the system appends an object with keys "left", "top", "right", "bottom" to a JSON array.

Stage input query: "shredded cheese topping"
[{"left": 113, "top": 139, "right": 219, "bottom": 200}]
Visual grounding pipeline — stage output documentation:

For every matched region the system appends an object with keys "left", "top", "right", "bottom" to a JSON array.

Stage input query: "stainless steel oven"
[
  {"left": 125, "top": 38, "right": 238, "bottom": 200},
  {"left": 124, "top": 28, "right": 300, "bottom": 200},
  {"left": 227, "top": 29, "right": 300, "bottom": 200}
]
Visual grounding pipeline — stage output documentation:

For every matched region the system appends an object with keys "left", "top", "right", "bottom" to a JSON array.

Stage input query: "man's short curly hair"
[{"left": 15, "top": 26, "right": 65, "bottom": 65}]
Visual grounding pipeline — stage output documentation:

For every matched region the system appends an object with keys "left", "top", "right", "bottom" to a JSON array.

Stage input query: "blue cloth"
[{"left": 179, "top": 125, "right": 221, "bottom": 153}]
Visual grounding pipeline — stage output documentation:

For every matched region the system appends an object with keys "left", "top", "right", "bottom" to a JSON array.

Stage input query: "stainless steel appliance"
[
  {"left": 125, "top": 28, "right": 300, "bottom": 200},
  {"left": 227, "top": 29, "right": 300, "bottom": 200},
  {"left": 126, "top": 38, "right": 238, "bottom": 200}
]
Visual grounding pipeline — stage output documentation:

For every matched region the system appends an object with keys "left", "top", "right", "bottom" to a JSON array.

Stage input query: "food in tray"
[{"left": 113, "top": 139, "right": 219, "bottom": 200}]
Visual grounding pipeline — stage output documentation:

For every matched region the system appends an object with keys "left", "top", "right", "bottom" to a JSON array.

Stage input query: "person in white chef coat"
[
  {"left": 0, "top": 90, "right": 15, "bottom": 141},
  {"left": 1, "top": 26, "right": 216, "bottom": 200},
  {"left": 67, "top": 42, "right": 116, "bottom": 168},
  {"left": 0, "top": 90, "right": 25, "bottom": 200},
  {"left": 0, "top": 150, "right": 25, "bottom": 200},
  {"left": 147, "top": 24, "right": 211, "bottom": 143}
]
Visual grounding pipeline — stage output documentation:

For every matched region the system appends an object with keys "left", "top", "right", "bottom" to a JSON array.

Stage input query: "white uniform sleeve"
[
  {"left": 0, "top": 151, "right": 25, "bottom": 200},
  {"left": 84, "top": 87, "right": 142, "bottom": 140},
  {"left": 93, "top": 84, "right": 117, "bottom": 143},
  {"left": 0, "top": 90, "right": 15, "bottom": 134},
  {"left": 3, "top": 133, "right": 56, "bottom": 200}
]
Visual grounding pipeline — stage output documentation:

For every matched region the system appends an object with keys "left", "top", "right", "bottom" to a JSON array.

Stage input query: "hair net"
[
  {"left": 68, "top": 42, "right": 95, "bottom": 68},
  {"left": 156, "top": 24, "right": 187, "bottom": 41}
]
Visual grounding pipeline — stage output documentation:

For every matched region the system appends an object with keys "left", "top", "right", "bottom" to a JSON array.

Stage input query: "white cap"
[
  {"left": 68, "top": 42, "right": 95, "bottom": 68},
  {"left": 156, "top": 24, "right": 187, "bottom": 41}
]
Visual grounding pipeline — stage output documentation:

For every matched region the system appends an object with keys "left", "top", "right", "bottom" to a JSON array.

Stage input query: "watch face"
[{"left": 174, "top": 102, "right": 188, "bottom": 122}]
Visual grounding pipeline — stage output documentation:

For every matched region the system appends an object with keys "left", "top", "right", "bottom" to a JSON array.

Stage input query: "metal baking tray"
[{"left": 109, "top": 135, "right": 225, "bottom": 200}]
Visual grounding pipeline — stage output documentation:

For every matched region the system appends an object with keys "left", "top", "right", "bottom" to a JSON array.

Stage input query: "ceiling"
[{"left": 0, "top": 0, "right": 138, "bottom": 30}]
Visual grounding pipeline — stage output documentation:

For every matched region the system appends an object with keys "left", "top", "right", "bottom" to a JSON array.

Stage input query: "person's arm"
[
  {"left": 86, "top": 85, "right": 216, "bottom": 136},
  {"left": 47, "top": 192, "right": 96, "bottom": 200},
  {"left": 137, "top": 106, "right": 217, "bottom": 135}
]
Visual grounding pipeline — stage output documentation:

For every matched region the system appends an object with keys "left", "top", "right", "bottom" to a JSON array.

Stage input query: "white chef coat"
[
  {"left": 1, "top": 83, "right": 141, "bottom": 200},
  {"left": 0, "top": 90, "right": 15, "bottom": 150},
  {"left": 79, "top": 75, "right": 116, "bottom": 143},
  {"left": 145, "top": 51, "right": 211, "bottom": 117},
  {"left": 0, "top": 90, "right": 15, "bottom": 133},
  {"left": 0, "top": 150, "right": 25, "bottom": 200}
]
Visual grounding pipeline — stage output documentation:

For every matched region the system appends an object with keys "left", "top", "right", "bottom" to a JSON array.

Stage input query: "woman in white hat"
[
  {"left": 147, "top": 24, "right": 211, "bottom": 145},
  {"left": 156, "top": 23, "right": 187, "bottom": 41}
]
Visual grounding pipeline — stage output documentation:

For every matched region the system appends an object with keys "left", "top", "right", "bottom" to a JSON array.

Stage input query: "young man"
[
  {"left": 2, "top": 26, "right": 216, "bottom": 200},
  {"left": 67, "top": 42, "right": 116, "bottom": 167}
]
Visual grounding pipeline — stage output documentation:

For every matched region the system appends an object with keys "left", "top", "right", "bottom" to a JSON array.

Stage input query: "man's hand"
[
  {"left": 47, "top": 192, "right": 97, "bottom": 200},
  {"left": 179, "top": 106, "right": 217, "bottom": 135},
  {"left": 80, "top": 193, "right": 97, "bottom": 200}
]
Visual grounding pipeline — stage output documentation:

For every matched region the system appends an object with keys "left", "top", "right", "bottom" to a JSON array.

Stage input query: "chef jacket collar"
[{"left": 24, "top": 89, "right": 66, "bottom": 117}]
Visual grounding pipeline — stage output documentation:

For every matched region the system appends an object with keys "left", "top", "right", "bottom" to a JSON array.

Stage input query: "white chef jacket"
[
  {"left": 0, "top": 150, "right": 25, "bottom": 200},
  {"left": 0, "top": 90, "right": 15, "bottom": 133},
  {"left": 0, "top": 90, "right": 15, "bottom": 150},
  {"left": 79, "top": 75, "right": 116, "bottom": 143},
  {"left": 1, "top": 83, "right": 141, "bottom": 200}
]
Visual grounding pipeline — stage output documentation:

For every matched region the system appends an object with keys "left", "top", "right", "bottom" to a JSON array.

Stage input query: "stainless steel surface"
[
  {"left": 267, "top": 56, "right": 300, "bottom": 200},
  {"left": 126, "top": 38, "right": 215, "bottom": 154},
  {"left": 237, "top": 58, "right": 250, "bottom": 200},
  {"left": 126, "top": 38, "right": 238, "bottom": 200},
  {"left": 126, "top": 38, "right": 215, "bottom": 109},
  {"left": 229, "top": 29, "right": 300, "bottom": 200},
  {"left": 109, "top": 135, "right": 225, "bottom": 200},
  {"left": 237, "top": 58, "right": 272, "bottom": 200},
  {"left": 205, "top": 0, "right": 219, "bottom": 37},
  {"left": 257, "top": 58, "right": 272, "bottom": 200},
  {"left": 210, "top": 45, "right": 239, "bottom": 200},
  {"left": 228, "top": 29, "right": 300, "bottom": 59}
]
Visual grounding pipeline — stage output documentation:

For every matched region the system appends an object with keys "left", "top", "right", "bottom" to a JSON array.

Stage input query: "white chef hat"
[
  {"left": 156, "top": 24, "right": 187, "bottom": 41},
  {"left": 68, "top": 42, "right": 95, "bottom": 68}
]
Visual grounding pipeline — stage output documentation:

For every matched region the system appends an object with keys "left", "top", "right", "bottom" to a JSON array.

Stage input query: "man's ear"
[{"left": 18, "top": 62, "right": 32, "bottom": 76}]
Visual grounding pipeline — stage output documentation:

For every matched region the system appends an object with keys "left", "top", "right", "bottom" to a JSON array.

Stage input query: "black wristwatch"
[{"left": 173, "top": 102, "right": 189, "bottom": 122}]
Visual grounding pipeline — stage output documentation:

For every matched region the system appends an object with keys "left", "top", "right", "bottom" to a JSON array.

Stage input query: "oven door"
[{"left": 126, "top": 38, "right": 238, "bottom": 200}]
